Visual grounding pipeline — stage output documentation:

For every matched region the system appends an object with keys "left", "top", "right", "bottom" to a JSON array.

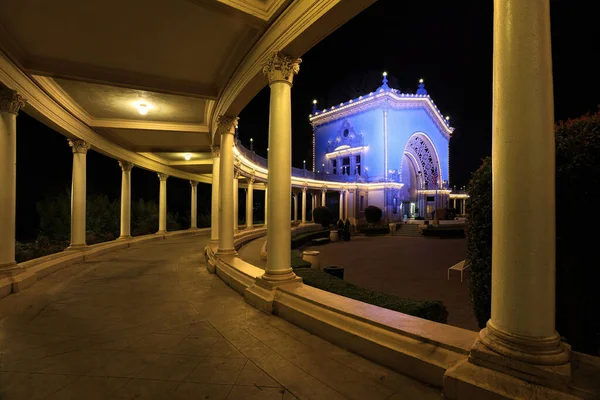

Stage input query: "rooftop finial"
[
  {"left": 380, "top": 71, "right": 389, "bottom": 90},
  {"left": 312, "top": 99, "right": 317, "bottom": 114},
  {"left": 416, "top": 78, "right": 427, "bottom": 95}
]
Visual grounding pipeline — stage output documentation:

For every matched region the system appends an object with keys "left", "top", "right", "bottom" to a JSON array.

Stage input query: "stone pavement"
[{"left": 0, "top": 234, "right": 440, "bottom": 399}]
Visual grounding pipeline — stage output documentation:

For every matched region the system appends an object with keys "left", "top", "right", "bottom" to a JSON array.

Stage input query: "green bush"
[
  {"left": 312, "top": 206, "right": 332, "bottom": 228},
  {"left": 465, "top": 157, "right": 492, "bottom": 329},
  {"left": 294, "top": 267, "right": 448, "bottom": 323},
  {"left": 365, "top": 205, "right": 382, "bottom": 224},
  {"left": 291, "top": 229, "right": 330, "bottom": 249},
  {"left": 466, "top": 111, "right": 600, "bottom": 356}
]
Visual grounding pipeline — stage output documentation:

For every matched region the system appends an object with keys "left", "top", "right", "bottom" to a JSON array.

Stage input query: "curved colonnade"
[{"left": 0, "top": 1, "right": 597, "bottom": 399}]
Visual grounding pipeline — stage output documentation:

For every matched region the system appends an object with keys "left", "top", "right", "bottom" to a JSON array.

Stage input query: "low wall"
[{"left": 0, "top": 228, "right": 210, "bottom": 299}]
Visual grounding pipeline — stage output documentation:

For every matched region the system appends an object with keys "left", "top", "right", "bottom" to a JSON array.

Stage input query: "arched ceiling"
[{"left": 0, "top": 0, "right": 376, "bottom": 178}]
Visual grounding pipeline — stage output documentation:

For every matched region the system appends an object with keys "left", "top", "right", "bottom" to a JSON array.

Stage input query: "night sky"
[{"left": 15, "top": 0, "right": 600, "bottom": 241}]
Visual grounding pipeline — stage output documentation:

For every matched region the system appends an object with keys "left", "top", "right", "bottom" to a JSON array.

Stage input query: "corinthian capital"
[
  {"left": 68, "top": 139, "right": 91, "bottom": 154},
  {"left": 118, "top": 161, "right": 134, "bottom": 172},
  {"left": 157, "top": 173, "right": 169, "bottom": 181},
  {"left": 216, "top": 116, "right": 238, "bottom": 136},
  {"left": 211, "top": 145, "right": 220, "bottom": 158},
  {"left": 0, "top": 87, "right": 25, "bottom": 115},
  {"left": 262, "top": 51, "right": 301, "bottom": 85}
]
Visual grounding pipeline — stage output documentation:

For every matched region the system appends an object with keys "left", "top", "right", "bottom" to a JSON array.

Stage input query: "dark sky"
[{"left": 15, "top": 0, "right": 600, "bottom": 240}]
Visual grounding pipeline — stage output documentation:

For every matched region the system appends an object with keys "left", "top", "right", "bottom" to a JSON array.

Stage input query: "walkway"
[{"left": 0, "top": 234, "right": 440, "bottom": 400}]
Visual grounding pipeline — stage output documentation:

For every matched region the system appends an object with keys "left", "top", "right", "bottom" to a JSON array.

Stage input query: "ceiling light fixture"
[
  {"left": 183, "top": 153, "right": 192, "bottom": 161},
  {"left": 136, "top": 103, "right": 149, "bottom": 115}
]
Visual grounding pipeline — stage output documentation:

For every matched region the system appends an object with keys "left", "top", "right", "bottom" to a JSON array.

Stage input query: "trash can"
[
  {"left": 302, "top": 250, "right": 321, "bottom": 270},
  {"left": 329, "top": 230, "right": 339, "bottom": 242},
  {"left": 323, "top": 265, "right": 344, "bottom": 280}
]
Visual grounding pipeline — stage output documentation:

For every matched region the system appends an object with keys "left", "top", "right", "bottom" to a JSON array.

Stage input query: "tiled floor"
[{"left": 0, "top": 234, "right": 441, "bottom": 399}]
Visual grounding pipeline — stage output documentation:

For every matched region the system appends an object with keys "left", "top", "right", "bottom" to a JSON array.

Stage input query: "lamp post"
[{"left": 250, "top": 137, "right": 254, "bottom": 152}]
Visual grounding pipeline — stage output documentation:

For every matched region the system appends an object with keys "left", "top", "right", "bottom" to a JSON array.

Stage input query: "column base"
[
  {"left": 244, "top": 274, "right": 302, "bottom": 314},
  {"left": 443, "top": 357, "right": 578, "bottom": 400},
  {"left": 245, "top": 225, "right": 254, "bottom": 230},
  {"left": 117, "top": 235, "right": 132, "bottom": 240},
  {"left": 215, "top": 248, "right": 237, "bottom": 257},
  {"left": 0, "top": 262, "right": 21, "bottom": 276},
  {"left": 67, "top": 244, "right": 87, "bottom": 251},
  {"left": 156, "top": 230, "right": 167, "bottom": 235},
  {"left": 188, "top": 227, "right": 198, "bottom": 231}
]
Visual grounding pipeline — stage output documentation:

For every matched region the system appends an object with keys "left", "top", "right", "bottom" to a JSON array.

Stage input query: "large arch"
[{"left": 401, "top": 132, "right": 443, "bottom": 190}]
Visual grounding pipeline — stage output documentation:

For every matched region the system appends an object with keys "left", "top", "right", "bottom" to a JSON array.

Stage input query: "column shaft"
[
  {"left": 246, "top": 179, "right": 254, "bottom": 229},
  {"left": 217, "top": 117, "right": 236, "bottom": 255},
  {"left": 0, "top": 89, "right": 24, "bottom": 269},
  {"left": 301, "top": 189, "right": 307, "bottom": 224},
  {"left": 233, "top": 175, "right": 239, "bottom": 231},
  {"left": 264, "top": 186, "right": 268, "bottom": 226},
  {"left": 321, "top": 191, "right": 326, "bottom": 208},
  {"left": 293, "top": 193, "right": 298, "bottom": 222},
  {"left": 339, "top": 191, "right": 344, "bottom": 220},
  {"left": 480, "top": 0, "right": 568, "bottom": 365},
  {"left": 157, "top": 174, "right": 168, "bottom": 233},
  {"left": 190, "top": 181, "right": 198, "bottom": 229},
  {"left": 344, "top": 190, "right": 349, "bottom": 221},
  {"left": 210, "top": 148, "right": 220, "bottom": 242},
  {"left": 119, "top": 161, "right": 133, "bottom": 239},
  {"left": 69, "top": 140, "right": 90, "bottom": 248}
]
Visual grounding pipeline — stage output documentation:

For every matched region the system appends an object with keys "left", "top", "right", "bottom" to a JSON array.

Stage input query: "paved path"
[
  {"left": 304, "top": 235, "right": 478, "bottom": 331},
  {"left": 0, "top": 234, "right": 440, "bottom": 400},
  {"left": 237, "top": 237, "right": 267, "bottom": 269}
]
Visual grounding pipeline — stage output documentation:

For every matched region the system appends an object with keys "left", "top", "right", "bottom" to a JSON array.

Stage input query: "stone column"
[
  {"left": 311, "top": 193, "right": 316, "bottom": 221},
  {"left": 293, "top": 192, "right": 298, "bottom": 223},
  {"left": 190, "top": 180, "right": 198, "bottom": 229},
  {"left": 321, "top": 190, "right": 326, "bottom": 208},
  {"left": 216, "top": 116, "right": 237, "bottom": 255},
  {"left": 478, "top": 0, "right": 569, "bottom": 366},
  {"left": 262, "top": 51, "right": 301, "bottom": 282},
  {"left": 118, "top": 161, "right": 133, "bottom": 239},
  {"left": 246, "top": 178, "right": 254, "bottom": 229},
  {"left": 157, "top": 173, "right": 168, "bottom": 234},
  {"left": 210, "top": 146, "right": 220, "bottom": 242},
  {"left": 68, "top": 139, "right": 91, "bottom": 249},
  {"left": 301, "top": 187, "right": 307, "bottom": 224},
  {"left": 233, "top": 172, "right": 239, "bottom": 231},
  {"left": 344, "top": 189, "right": 350, "bottom": 221},
  {"left": 264, "top": 185, "right": 268, "bottom": 226},
  {"left": 0, "top": 88, "right": 25, "bottom": 270},
  {"left": 339, "top": 190, "right": 344, "bottom": 220}
]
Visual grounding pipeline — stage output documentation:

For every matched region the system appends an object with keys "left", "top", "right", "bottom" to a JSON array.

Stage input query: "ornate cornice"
[
  {"left": 216, "top": 116, "right": 238, "bottom": 136},
  {"left": 0, "top": 87, "right": 25, "bottom": 115},
  {"left": 262, "top": 51, "right": 301, "bottom": 85},
  {"left": 157, "top": 173, "right": 169, "bottom": 181},
  {"left": 211, "top": 145, "right": 221, "bottom": 158},
  {"left": 118, "top": 161, "right": 134, "bottom": 172},
  {"left": 68, "top": 139, "right": 91, "bottom": 154}
]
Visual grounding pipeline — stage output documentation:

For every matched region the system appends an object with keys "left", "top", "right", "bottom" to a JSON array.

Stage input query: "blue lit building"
[{"left": 308, "top": 74, "right": 455, "bottom": 222}]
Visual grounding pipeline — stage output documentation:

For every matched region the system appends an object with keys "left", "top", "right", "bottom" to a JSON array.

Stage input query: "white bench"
[{"left": 448, "top": 260, "right": 470, "bottom": 282}]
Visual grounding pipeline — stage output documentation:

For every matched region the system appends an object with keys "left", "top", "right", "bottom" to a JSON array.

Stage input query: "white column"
[
  {"left": 344, "top": 189, "right": 349, "bottom": 221},
  {"left": 264, "top": 185, "right": 268, "bottom": 226},
  {"left": 190, "top": 180, "right": 198, "bottom": 229},
  {"left": 0, "top": 88, "right": 24, "bottom": 271},
  {"left": 68, "top": 139, "right": 91, "bottom": 249},
  {"left": 157, "top": 173, "right": 168, "bottom": 234},
  {"left": 262, "top": 52, "right": 301, "bottom": 282},
  {"left": 216, "top": 116, "right": 237, "bottom": 255},
  {"left": 210, "top": 146, "right": 220, "bottom": 242},
  {"left": 479, "top": 0, "right": 569, "bottom": 365},
  {"left": 321, "top": 190, "right": 326, "bottom": 208},
  {"left": 233, "top": 173, "right": 239, "bottom": 231},
  {"left": 339, "top": 191, "right": 344, "bottom": 220},
  {"left": 118, "top": 161, "right": 133, "bottom": 239},
  {"left": 293, "top": 192, "right": 298, "bottom": 223},
  {"left": 311, "top": 193, "right": 316, "bottom": 221},
  {"left": 301, "top": 188, "right": 307, "bottom": 224},
  {"left": 246, "top": 178, "right": 254, "bottom": 229}
]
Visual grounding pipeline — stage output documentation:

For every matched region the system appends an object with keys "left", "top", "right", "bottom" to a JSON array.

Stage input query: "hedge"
[
  {"left": 294, "top": 267, "right": 448, "bottom": 323},
  {"left": 291, "top": 229, "right": 330, "bottom": 249},
  {"left": 365, "top": 205, "right": 383, "bottom": 224},
  {"left": 466, "top": 111, "right": 600, "bottom": 356},
  {"left": 313, "top": 206, "right": 333, "bottom": 228}
]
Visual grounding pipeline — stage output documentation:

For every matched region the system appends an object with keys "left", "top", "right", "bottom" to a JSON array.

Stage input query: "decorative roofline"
[{"left": 309, "top": 90, "right": 454, "bottom": 140}]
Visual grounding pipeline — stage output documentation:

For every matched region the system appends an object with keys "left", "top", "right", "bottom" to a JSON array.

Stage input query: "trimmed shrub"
[
  {"left": 365, "top": 205, "right": 382, "bottom": 224},
  {"left": 312, "top": 206, "right": 332, "bottom": 228},
  {"left": 465, "top": 157, "right": 492, "bottom": 329},
  {"left": 294, "top": 267, "right": 448, "bottom": 323},
  {"left": 466, "top": 111, "right": 600, "bottom": 356}
]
